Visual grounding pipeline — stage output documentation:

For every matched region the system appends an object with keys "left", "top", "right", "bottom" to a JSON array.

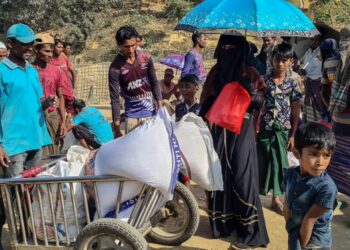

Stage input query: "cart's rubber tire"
[
  {"left": 74, "top": 218, "right": 148, "bottom": 250},
  {"left": 147, "top": 182, "right": 199, "bottom": 245}
]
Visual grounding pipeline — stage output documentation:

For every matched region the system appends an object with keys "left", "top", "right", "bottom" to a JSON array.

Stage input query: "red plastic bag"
[{"left": 205, "top": 82, "right": 251, "bottom": 134}]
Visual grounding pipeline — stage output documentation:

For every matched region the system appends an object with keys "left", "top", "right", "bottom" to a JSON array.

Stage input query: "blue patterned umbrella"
[{"left": 175, "top": 0, "right": 319, "bottom": 37}]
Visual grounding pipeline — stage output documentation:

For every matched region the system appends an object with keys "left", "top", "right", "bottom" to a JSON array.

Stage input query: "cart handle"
[{"left": 0, "top": 175, "right": 132, "bottom": 185}]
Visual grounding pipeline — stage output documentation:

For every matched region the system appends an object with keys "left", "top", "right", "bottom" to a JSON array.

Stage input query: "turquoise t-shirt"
[
  {"left": 72, "top": 107, "right": 113, "bottom": 144},
  {"left": 0, "top": 58, "right": 52, "bottom": 157}
]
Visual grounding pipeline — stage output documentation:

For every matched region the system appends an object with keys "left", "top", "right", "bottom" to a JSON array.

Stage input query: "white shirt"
[{"left": 301, "top": 47, "right": 322, "bottom": 80}]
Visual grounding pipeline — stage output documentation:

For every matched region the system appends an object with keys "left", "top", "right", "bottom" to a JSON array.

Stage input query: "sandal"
[
  {"left": 231, "top": 242, "right": 251, "bottom": 249},
  {"left": 271, "top": 202, "right": 284, "bottom": 215}
]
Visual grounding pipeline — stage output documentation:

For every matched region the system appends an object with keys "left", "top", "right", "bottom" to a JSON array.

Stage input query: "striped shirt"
[{"left": 321, "top": 55, "right": 340, "bottom": 85}]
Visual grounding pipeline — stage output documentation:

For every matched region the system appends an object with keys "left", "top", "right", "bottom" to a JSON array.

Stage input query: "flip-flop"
[
  {"left": 231, "top": 242, "right": 251, "bottom": 250},
  {"left": 271, "top": 203, "right": 284, "bottom": 215}
]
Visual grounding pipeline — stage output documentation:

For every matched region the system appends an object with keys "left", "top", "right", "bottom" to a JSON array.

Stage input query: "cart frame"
[{"left": 0, "top": 164, "right": 164, "bottom": 249}]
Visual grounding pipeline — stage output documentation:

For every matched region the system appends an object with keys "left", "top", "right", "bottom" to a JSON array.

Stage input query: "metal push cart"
[{"left": 0, "top": 158, "right": 199, "bottom": 250}]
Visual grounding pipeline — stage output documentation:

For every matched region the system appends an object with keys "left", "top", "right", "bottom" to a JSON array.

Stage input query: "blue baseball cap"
[{"left": 6, "top": 24, "right": 35, "bottom": 44}]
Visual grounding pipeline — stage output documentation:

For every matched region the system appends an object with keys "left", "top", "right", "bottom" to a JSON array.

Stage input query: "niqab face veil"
[{"left": 214, "top": 35, "right": 250, "bottom": 93}]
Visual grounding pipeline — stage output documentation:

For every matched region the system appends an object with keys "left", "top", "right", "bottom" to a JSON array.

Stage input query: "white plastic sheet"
[{"left": 30, "top": 146, "right": 89, "bottom": 242}]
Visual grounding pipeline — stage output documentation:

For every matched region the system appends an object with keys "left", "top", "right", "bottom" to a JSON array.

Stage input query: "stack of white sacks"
[
  {"left": 30, "top": 108, "right": 224, "bottom": 239},
  {"left": 94, "top": 108, "right": 223, "bottom": 218}
]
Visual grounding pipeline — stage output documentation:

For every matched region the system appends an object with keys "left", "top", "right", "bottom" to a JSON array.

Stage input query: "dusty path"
[
  {"left": 92, "top": 105, "right": 350, "bottom": 250},
  {"left": 1, "top": 185, "right": 349, "bottom": 250},
  {"left": 150, "top": 185, "right": 350, "bottom": 250}
]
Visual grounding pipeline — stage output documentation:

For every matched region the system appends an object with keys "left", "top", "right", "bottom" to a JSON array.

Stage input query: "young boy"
[
  {"left": 175, "top": 74, "right": 201, "bottom": 188},
  {"left": 284, "top": 122, "right": 337, "bottom": 250},
  {"left": 159, "top": 68, "right": 180, "bottom": 101},
  {"left": 257, "top": 43, "right": 303, "bottom": 213},
  {"left": 68, "top": 99, "right": 113, "bottom": 149},
  {"left": 175, "top": 74, "right": 201, "bottom": 122}
]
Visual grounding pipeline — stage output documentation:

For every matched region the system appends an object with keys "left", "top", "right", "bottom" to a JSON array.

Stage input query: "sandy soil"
[
  {"left": 149, "top": 184, "right": 350, "bottom": 250},
  {"left": 88, "top": 105, "right": 350, "bottom": 250},
  {"left": 2, "top": 105, "right": 349, "bottom": 250},
  {"left": 1, "top": 180, "right": 349, "bottom": 250}
]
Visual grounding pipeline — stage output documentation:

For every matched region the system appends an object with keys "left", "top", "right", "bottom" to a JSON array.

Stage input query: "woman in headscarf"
[
  {"left": 200, "top": 35, "right": 269, "bottom": 249},
  {"left": 327, "top": 25, "right": 350, "bottom": 196},
  {"left": 320, "top": 38, "right": 340, "bottom": 109}
]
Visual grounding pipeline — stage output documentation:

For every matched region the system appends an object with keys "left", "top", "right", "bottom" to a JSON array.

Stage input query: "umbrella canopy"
[
  {"left": 159, "top": 54, "right": 185, "bottom": 70},
  {"left": 175, "top": 0, "right": 319, "bottom": 37}
]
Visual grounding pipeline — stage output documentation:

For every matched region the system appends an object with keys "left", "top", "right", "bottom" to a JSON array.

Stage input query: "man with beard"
[
  {"left": 181, "top": 32, "right": 207, "bottom": 83},
  {"left": 0, "top": 24, "right": 52, "bottom": 249},
  {"left": 257, "top": 36, "right": 277, "bottom": 77}
]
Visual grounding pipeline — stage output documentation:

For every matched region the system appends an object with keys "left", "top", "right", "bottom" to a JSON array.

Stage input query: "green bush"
[
  {"left": 314, "top": 0, "right": 350, "bottom": 27},
  {"left": 164, "top": 0, "right": 195, "bottom": 21}
]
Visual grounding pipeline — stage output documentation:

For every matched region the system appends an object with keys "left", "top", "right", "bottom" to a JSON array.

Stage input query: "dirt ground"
[
  {"left": 2, "top": 106, "right": 348, "bottom": 250},
  {"left": 149, "top": 184, "right": 350, "bottom": 250},
  {"left": 1, "top": 178, "right": 349, "bottom": 250},
  {"left": 86, "top": 105, "right": 350, "bottom": 250}
]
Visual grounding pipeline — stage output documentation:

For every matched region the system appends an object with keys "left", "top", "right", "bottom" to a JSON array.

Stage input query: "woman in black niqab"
[{"left": 201, "top": 35, "right": 269, "bottom": 249}]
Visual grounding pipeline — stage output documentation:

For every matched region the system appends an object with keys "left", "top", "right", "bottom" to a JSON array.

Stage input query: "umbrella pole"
[{"left": 244, "top": 30, "right": 247, "bottom": 72}]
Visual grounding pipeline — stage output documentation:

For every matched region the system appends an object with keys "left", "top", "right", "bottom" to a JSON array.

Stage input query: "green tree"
[
  {"left": 314, "top": 0, "right": 350, "bottom": 27},
  {"left": 0, "top": 0, "right": 109, "bottom": 48}
]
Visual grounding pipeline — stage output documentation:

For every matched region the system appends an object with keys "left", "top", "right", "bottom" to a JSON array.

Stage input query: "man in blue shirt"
[
  {"left": 283, "top": 122, "right": 337, "bottom": 250},
  {"left": 181, "top": 32, "right": 207, "bottom": 83},
  {"left": 69, "top": 99, "right": 113, "bottom": 149},
  {"left": 0, "top": 23, "right": 52, "bottom": 249}
]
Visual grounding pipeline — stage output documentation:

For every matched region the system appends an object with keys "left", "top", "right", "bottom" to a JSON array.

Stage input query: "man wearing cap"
[
  {"left": 32, "top": 33, "right": 66, "bottom": 155},
  {"left": 0, "top": 42, "right": 8, "bottom": 61},
  {"left": 0, "top": 24, "right": 52, "bottom": 246}
]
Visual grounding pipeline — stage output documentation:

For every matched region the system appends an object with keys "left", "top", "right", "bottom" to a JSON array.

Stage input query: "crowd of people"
[
  {"left": 0, "top": 24, "right": 112, "bottom": 250},
  {"left": 106, "top": 25, "right": 350, "bottom": 250},
  {"left": 200, "top": 29, "right": 350, "bottom": 250},
  {"left": 0, "top": 21, "right": 349, "bottom": 250}
]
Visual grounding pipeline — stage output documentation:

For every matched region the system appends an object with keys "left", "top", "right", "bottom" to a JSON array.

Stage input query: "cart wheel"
[
  {"left": 147, "top": 182, "right": 199, "bottom": 245},
  {"left": 74, "top": 218, "right": 148, "bottom": 250}
]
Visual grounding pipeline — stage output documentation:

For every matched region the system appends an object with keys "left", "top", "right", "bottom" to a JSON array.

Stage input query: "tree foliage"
[
  {"left": 314, "top": 0, "right": 350, "bottom": 27},
  {"left": 163, "top": 0, "right": 195, "bottom": 21},
  {"left": 0, "top": 0, "right": 109, "bottom": 43}
]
